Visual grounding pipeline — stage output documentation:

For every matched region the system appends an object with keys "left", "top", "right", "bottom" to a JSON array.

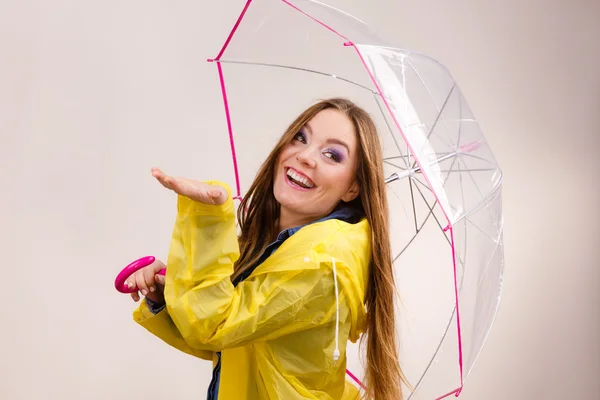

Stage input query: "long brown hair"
[{"left": 233, "top": 98, "right": 407, "bottom": 399}]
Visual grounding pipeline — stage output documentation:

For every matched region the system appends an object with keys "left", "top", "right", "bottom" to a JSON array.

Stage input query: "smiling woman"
[
  {"left": 274, "top": 107, "right": 361, "bottom": 232},
  {"left": 125, "top": 98, "right": 408, "bottom": 400}
]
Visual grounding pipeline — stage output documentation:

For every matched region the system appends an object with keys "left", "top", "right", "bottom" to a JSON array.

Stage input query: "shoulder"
[
  {"left": 310, "top": 218, "right": 371, "bottom": 282},
  {"left": 252, "top": 218, "right": 371, "bottom": 275},
  {"left": 290, "top": 218, "right": 372, "bottom": 289},
  {"left": 311, "top": 218, "right": 371, "bottom": 258}
]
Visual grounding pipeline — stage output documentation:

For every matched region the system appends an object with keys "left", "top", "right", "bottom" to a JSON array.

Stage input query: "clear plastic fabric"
[{"left": 208, "top": 1, "right": 505, "bottom": 398}]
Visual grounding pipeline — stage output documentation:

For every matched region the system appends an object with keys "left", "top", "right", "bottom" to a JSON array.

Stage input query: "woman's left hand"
[{"left": 151, "top": 167, "right": 228, "bottom": 205}]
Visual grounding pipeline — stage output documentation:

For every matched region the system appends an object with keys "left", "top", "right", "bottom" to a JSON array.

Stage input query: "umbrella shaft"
[{"left": 384, "top": 150, "right": 460, "bottom": 183}]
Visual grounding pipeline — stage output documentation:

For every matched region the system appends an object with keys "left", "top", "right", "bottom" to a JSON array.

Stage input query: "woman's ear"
[{"left": 341, "top": 180, "right": 360, "bottom": 202}]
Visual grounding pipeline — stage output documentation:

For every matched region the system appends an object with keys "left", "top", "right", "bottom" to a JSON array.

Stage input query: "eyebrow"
[{"left": 304, "top": 123, "right": 351, "bottom": 154}]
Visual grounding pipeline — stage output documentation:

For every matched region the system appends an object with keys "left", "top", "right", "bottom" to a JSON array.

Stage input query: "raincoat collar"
[
  {"left": 276, "top": 204, "right": 363, "bottom": 241},
  {"left": 231, "top": 204, "right": 363, "bottom": 287}
]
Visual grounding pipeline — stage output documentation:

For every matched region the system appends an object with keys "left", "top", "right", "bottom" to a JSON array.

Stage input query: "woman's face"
[{"left": 273, "top": 108, "right": 360, "bottom": 228}]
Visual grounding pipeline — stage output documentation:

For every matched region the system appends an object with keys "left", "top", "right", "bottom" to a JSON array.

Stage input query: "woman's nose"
[{"left": 295, "top": 148, "right": 317, "bottom": 168}]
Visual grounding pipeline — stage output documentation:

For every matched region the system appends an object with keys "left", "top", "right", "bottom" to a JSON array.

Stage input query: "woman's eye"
[
  {"left": 294, "top": 132, "right": 307, "bottom": 144},
  {"left": 325, "top": 151, "right": 341, "bottom": 163}
]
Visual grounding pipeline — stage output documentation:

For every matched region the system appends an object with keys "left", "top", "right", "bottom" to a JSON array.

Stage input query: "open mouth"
[{"left": 285, "top": 168, "right": 315, "bottom": 189}]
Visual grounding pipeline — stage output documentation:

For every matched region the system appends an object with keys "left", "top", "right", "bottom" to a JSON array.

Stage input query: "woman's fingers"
[
  {"left": 134, "top": 270, "right": 150, "bottom": 297},
  {"left": 150, "top": 259, "right": 167, "bottom": 275},
  {"left": 125, "top": 263, "right": 168, "bottom": 303},
  {"left": 143, "top": 266, "right": 157, "bottom": 294},
  {"left": 124, "top": 260, "right": 169, "bottom": 303},
  {"left": 150, "top": 167, "right": 166, "bottom": 180},
  {"left": 151, "top": 167, "right": 185, "bottom": 194},
  {"left": 125, "top": 277, "right": 139, "bottom": 301},
  {"left": 151, "top": 168, "right": 228, "bottom": 205},
  {"left": 127, "top": 279, "right": 140, "bottom": 302},
  {"left": 207, "top": 186, "right": 228, "bottom": 205},
  {"left": 152, "top": 169, "right": 187, "bottom": 195},
  {"left": 155, "top": 273, "right": 165, "bottom": 288},
  {"left": 151, "top": 168, "right": 175, "bottom": 191}
]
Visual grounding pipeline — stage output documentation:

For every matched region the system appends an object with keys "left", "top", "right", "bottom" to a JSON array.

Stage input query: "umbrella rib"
[
  {"left": 455, "top": 83, "right": 464, "bottom": 150},
  {"left": 463, "top": 160, "right": 495, "bottom": 222},
  {"left": 439, "top": 167, "right": 496, "bottom": 173},
  {"left": 465, "top": 216, "right": 499, "bottom": 244},
  {"left": 392, "top": 228, "right": 421, "bottom": 263},
  {"left": 392, "top": 202, "right": 436, "bottom": 263},
  {"left": 410, "top": 175, "right": 433, "bottom": 193},
  {"left": 374, "top": 92, "right": 410, "bottom": 169},
  {"left": 407, "top": 305, "right": 458, "bottom": 399},
  {"left": 384, "top": 154, "right": 413, "bottom": 162},
  {"left": 391, "top": 178, "right": 452, "bottom": 264},
  {"left": 408, "top": 252, "right": 470, "bottom": 397},
  {"left": 305, "top": 0, "right": 369, "bottom": 25},
  {"left": 458, "top": 156, "right": 469, "bottom": 270},
  {"left": 390, "top": 184, "right": 441, "bottom": 263},
  {"left": 411, "top": 180, "right": 452, "bottom": 247},
  {"left": 215, "top": 59, "right": 377, "bottom": 93},
  {"left": 408, "top": 232, "right": 469, "bottom": 397},
  {"left": 457, "top": 152, "right": 499, "bottom": 168},
  {"left": 401, "top": 57, "right": 413, "bottom": 169},
  {"left": 409, "top": 178, "right": 418, "bottom": 234},
  {"left": 406, "top": 57, "right": 456, "bottom": 169},
  {"left": 441, "top": 152, "right": 460, "bottom": 184},
  {"left": 385, "top": 155, "right": 496, "bottom": 173},
  {"left": 475, "top": 230, "right": 503, "bottom": 289},
  {"left": 383, "top": 159, "right": 407, "bottom": 171},
  {"left": 452, "top": 186, "right": 499, "bottom": 225},
  {"left": 451, "top": 182, "right": 502, "bottom": 228},
  {"left": 410, "top": 83, "right": 456, "bottom": 171}
]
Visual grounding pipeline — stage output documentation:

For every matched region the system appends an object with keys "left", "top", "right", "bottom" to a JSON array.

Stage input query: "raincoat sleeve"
[
  {"left": 134, "top": 181, "right": 356, "bottom": 352},
  {"left": 132, "top": 299, "right": 214, "bottom": 361}
]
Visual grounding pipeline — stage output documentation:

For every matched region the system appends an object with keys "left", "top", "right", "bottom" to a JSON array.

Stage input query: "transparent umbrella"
[{"left": 204, "top": 0, "right": 505, "bottom": 398}]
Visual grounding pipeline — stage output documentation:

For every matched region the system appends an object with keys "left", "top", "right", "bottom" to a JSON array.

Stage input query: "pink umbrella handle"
[{"left": 114, "top": 256, "right": 166, "bottom": 294}]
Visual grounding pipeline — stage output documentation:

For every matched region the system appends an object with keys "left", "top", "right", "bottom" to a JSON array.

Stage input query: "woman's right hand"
[
  {"left": 151, "top": 167, "right": 229, "bottom": 206},
  {"left": 125, "top": 259, "right": 167, "bottom": 304}
]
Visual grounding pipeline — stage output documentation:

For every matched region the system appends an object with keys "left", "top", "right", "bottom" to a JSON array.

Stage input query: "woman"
[{"left": 127, "top": 98, "right": 407, "bottom": 399}]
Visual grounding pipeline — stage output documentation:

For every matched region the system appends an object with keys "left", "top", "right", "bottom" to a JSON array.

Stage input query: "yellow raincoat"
[{"left": 133, "top": 182, "right": 371, "bottom": 399}]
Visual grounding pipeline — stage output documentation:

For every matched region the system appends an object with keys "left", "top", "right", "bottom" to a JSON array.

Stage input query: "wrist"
[{"left": 145, "top": 297, "right": 166, "bottom": 314}]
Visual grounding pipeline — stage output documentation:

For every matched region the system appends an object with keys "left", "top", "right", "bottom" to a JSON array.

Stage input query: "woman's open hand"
[{"left": 151, "top": 167, "right": 228, "bottom": 205}]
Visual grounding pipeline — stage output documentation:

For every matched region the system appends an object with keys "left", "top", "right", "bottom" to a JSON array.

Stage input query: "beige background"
[{"left": 1, "top": 0, "right": 598, "bottom": 399}]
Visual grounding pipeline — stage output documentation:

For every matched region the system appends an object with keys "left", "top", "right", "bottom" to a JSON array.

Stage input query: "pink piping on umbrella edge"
[
  {"left": 434, "top": 387, "right": 463, "bottom": 399},
  {"left": 348, "top": 44, "right": 453, "bottom": 233},
  {"left": 281, "top": 0, "right": 352, "bottom": 42},
  {"left": 345, "top": 369, "right": 368, "bottom": 391},
  {"left": 214, "top": 0, "right": 253, "bottom": 61},
  {"left": 216, "top": 61, "right": 242, "bottom": 199},
  {"left": 349, "top": 42, "right": 465, "bottom": 392},
  {"left": 447, "top": 225, "right": 465, "bottom": 394},
  {"left": 208, "top": 0, "right": 254, "bottom": 199}
]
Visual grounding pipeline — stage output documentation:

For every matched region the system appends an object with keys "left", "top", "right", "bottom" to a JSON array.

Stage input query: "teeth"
[{"left": 287, "top": 169, "right": 314, "bottom": 188}]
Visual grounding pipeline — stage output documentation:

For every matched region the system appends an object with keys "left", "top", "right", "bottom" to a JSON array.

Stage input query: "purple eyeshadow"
[{"left": 329, "top": 149, "right": 344, "bottom": 162}]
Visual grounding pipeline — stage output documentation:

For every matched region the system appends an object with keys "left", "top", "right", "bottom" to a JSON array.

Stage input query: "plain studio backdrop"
[{"left": 1, "top": 0, "right": 598, "bottom": 399}]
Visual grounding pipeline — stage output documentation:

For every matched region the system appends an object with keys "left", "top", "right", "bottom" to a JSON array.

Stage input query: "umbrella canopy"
[{"left": 207, "top": 0, "right": 505, "bottom": 398}]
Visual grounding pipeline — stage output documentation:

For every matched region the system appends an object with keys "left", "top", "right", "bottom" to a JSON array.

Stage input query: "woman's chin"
[{"left": 275, "top": 194, "right": 300, "bottom": 210}]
